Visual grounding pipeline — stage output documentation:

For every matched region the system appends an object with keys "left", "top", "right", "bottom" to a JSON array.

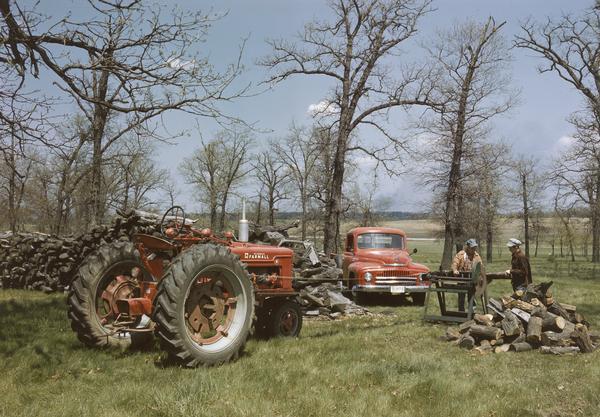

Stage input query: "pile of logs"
[
  {"left": 0, "top": 211, "right": 158, "bottom": 292},
  {"left": 441, "top": 281, "right": 598, "bottom": 354},
  {"left": 297, "top": 283, "right": 371, "bottom": 319}
]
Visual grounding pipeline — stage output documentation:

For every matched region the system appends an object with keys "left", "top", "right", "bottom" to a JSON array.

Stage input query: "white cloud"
[
  {"left": 550, "top": 135, "right": 575, "bottom": 156},
  {"left": 307, "top": 100, "right": 339, "bottom": 117},
  {"left": 556, "top": 135, "right": 575, "bottom": 148},
  {"left": 166, "top": 57, "right": 196, "bottom": 71}
]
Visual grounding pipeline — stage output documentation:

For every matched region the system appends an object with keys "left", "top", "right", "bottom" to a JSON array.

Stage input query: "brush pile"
[{"left": 441, "top": 281, "right": 598, "bottom": 354}]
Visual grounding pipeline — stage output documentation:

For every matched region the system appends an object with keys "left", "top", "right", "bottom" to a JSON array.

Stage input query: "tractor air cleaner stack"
[{"left": 239, "top": 199, "right": 249, "bottom": 242}]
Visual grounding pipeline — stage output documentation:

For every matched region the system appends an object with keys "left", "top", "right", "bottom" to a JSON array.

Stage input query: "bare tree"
[
  {"left": 419, "top": 17, "right": 515, "bottom": 268},
  {"left": 512, "top": 157, "right": 544, "bottom": 259},
  {"left": 1, "top": 0, "right": 248, "bottom": 225},
  {"left": 262, "top": 0, "right": 436, "bottom": 253},
  {"left": 254, "top": 146, "right": 290, "bottom": 225},
  {"left": 554, "top": 191, "right": 576, "bottom": 262},
  {"left": 108, "top": 141, "right": 168, "bottom": 212},
  {"left": 273, "top": 125, "right": 321, "bottom": 239},
  {"left": 180, "top": 129, "right": 251, "bottom": 231},
  {"left": 515, "top": 6, "right": 600, "bottom": 262}
]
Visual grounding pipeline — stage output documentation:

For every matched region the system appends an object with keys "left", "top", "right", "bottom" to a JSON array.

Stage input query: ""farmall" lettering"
[{"left": 243, "top": 252, "right": 270, "bottom": 260}]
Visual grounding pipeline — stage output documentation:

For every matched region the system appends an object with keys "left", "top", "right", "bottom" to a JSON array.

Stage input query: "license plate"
[{"left": 390, "top": 286, "right": 405, "bottom": 294}]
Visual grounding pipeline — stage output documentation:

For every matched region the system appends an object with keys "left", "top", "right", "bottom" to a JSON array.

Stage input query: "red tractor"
[{"left": 67, "top": 206, "right": 302, "bottom": 367}]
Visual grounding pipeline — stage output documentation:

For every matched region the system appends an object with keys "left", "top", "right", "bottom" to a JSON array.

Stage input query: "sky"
[{"left": 32, "top": 0, "right": 592, "bottom": 213}]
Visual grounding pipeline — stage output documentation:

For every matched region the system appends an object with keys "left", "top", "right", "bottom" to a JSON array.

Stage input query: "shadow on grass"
[
  {"left": 354, "top": 294, "right": 422, "bottom": 307},
  {"left": 0, "top": 295, "right": 160, "bottom": 362}
]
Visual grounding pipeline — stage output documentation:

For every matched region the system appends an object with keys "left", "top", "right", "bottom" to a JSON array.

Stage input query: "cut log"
[
  {"left": 458, "top": 334, "right": 475, "bottom": 350},
  {"left": 571, "top": 325, "right": 595, "bottom": 353},
  {"left": 513, "top": 300, "right": 534, "bottom": 313},
  {"left": 573, "top": 312, "right": 585, "bottom": 324},
  {"left": 443, "top": 327, "right": 460, "bottom": 342},
  {"left": 547, "top": 302, "right": 571, "bottom": 321},
  {"left": 511, "top": 342, "right": 533, "bottom": 352},
  {"left": 475, "top": 339, "right": 493, "bottom": 354},
  {"left": 541, "top": 312, "right": 566, "bottom": 332},
  {"left": 526, "top": 316, "right": 543, "bottom": 345},
  {"left": 494, "top": 344, "right": 511, "bottom": 353},
  {"left": 542, "top": 331, "right": 574, "bottom": 347},
  {"left": 501, "top": 296, "right": 514, "bottom": 308},
  {"left": 488, "top": 298, "right": 504, "bottom": 313},
  {"left": 474, "top": 314, "right": 494, "bottom": 326},
  {"left": 459, "top": 320, "right": 475, "bottom": 334},
  {"left": 470, "top": 324, "right": 502, "bottom": 341},
  {"left": 561, "top": 303, "right": 576, "bottom": 313},
  {"left": 531, "top": 305, "right": 547, "bottom": 318},
  {"left": 502, "top": 310, "right": 521, "bottom": 337},
  {"left": 540, "top": 346, "right": 580, "bottom": 355},
  {"left": 511, "top": 308, "right": 531, "bottom": 323}
]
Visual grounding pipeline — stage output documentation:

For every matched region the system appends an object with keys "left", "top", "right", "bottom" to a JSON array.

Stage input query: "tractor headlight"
[{"left": 364, "top": 272, "right": 372, "bottom": 282}]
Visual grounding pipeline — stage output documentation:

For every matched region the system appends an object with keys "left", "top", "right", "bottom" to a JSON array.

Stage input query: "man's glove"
[{"left": 505, "top": 269, "right": 511, "bottom": 277}]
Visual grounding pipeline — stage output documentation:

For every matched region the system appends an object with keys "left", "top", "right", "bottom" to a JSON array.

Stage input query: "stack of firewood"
[
  {"left": 441, "top": 281, "right": 598, "bottom": 354},
  {"left": 0, "top": 211, "right": 159, "bottom": 292}
]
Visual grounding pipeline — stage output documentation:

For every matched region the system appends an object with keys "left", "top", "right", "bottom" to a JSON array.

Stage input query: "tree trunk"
[
  {"left": 89, "top": 66, "right": 111, "bottom": 227},
  {"left": 486, "top": 217, "right": 493, "bottom": 263},
  {"left": 522, "top": 172, "right": 530, "bottom": 258},
  {"left": 268, "top": 192, "right": 275, "bottom": 226},
  {"left": 592, "top": 201, "right": 600, "bottom": 263},
  {"left": 219, "top": 192, "right": 229, "bottom": 231},
  {"left": 323, "top": 126, "right": 349, "bottom": 254},
  {"left": 301, "top": 194, "right": 307, "bottom": 241}
]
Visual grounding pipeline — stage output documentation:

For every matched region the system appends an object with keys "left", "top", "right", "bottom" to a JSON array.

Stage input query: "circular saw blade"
[{"left": 472, "top": 261, "right": 488, "bottom": 297}]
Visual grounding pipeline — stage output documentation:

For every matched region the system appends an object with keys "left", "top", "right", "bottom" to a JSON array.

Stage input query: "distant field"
[{"left": 1, "top": 221, "right": 599, "bottom": 417}]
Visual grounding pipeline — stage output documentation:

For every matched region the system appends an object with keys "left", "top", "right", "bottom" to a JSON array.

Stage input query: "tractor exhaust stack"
[{"left": 239, "top": 199, "right": 249, "bottom": 242}]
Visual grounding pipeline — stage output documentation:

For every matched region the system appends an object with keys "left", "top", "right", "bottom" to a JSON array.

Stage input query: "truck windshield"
[{"left": 357, "top": 233, "right": 404, "bottom": 249}]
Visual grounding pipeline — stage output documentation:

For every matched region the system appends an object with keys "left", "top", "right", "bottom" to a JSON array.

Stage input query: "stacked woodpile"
[
  {"left": 441, "top": 281, "right": 598, "bottom": 354},
  {"left": 0, "top": 211, "right": 158, "bottom": 292}
]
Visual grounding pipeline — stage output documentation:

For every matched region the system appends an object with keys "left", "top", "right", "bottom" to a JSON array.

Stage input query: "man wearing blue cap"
[
  {"left": 451, "top": 239, "right": 482, "bottom": 311},
  {"left": 505, "top": 238, "right": 532, "bottom": 291}
]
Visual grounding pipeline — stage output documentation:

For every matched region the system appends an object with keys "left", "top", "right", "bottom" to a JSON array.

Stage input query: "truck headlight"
[{"left": 364, "top": 272, "right": 372, "bottom": 282}]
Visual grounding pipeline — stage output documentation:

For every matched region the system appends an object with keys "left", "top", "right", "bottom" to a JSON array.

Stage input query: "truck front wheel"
[{"left": 412, "top": 293, "right": 426, "bottom": 306}]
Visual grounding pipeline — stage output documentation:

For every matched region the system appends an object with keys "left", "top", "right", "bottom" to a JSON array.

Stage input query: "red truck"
[{"left": 342, "top": 227, "right": 430, "bottom": 304}]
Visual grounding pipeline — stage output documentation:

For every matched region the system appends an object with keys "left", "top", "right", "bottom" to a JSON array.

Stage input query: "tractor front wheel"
[
  {"left": 153, "top": 244, "right": 254, "bottom": 367},
  {"left": 67, "top": 242, "right": 153, "bottom": 349},
  {"left": 268, "top": 301, "right": 302, "bottom": 338}
]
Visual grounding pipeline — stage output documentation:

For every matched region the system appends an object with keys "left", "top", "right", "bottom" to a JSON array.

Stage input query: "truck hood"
[{"left": 355, "top": 250, "right": 429, "bottom": 273}]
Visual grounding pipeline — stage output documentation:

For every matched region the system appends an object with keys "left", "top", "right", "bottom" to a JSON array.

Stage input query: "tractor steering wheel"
[{"left": 160, "top": 205, "right": 186, "bottom": 237}]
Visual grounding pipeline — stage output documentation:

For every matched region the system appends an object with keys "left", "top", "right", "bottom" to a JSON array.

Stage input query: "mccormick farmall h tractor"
[{"left": 67, "top": 205, "right": 302, "bottom": 367}]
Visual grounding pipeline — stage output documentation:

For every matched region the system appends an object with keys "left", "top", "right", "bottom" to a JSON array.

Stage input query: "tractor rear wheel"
[
  {"left": 67, "top": 241, "right": 153, "bottom": 349},
  {"left": 269, "top": 300, "right": 302, "bottom": 338},
  {"left": 153, "top": 244, "right": 254, "bottom": 367}
]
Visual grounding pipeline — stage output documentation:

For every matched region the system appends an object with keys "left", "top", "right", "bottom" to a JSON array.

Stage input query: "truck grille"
[{"left": 372, "top": 269, "right": 419, "bottom": 285}]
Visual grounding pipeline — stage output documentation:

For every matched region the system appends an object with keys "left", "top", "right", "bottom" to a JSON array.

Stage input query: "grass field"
[{"left": 1, "top": 239, "right": 600, "bottom": 417}]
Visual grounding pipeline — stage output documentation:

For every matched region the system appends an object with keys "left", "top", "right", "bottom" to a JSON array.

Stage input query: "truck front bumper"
[{"left": 352, "top": 284, "right": 429, "bottom": 295}]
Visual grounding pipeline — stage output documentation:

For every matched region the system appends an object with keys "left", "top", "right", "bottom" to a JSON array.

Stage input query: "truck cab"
[{"left": 342, "top": 227, "right": 430, "bottom": 304}]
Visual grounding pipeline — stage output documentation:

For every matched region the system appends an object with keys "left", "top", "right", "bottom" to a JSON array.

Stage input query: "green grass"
[{"left": 1, "top": 242, "right": 600, "bottom": 417}]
